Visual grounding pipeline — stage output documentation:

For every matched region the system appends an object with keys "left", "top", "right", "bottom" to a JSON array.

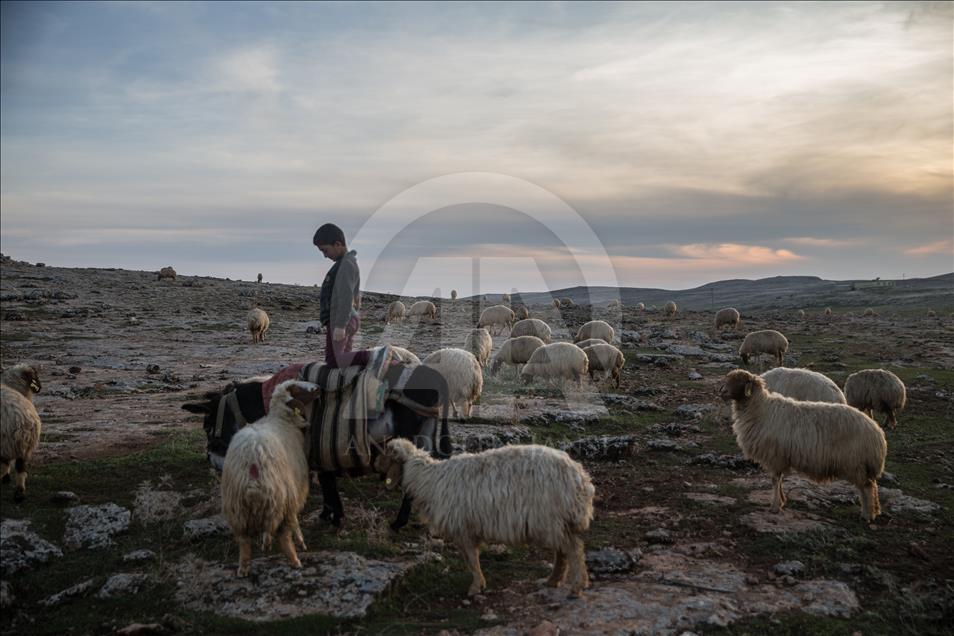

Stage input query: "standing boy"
[{"left": 314, "top": 223, "right": 369, "bottom": 368}]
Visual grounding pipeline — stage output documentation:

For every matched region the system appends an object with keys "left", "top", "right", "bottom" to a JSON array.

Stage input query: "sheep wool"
[
  {"left": 844, "top": 369, "right": 907, "bottom": 430},
  {"left": 0, "top": 364, "right": 42, "bottom": 502},
  {"left": 389, "top": 346, "right": 421, "bottom": 366},
  {"left": 247, "top": 308, "right": 270, "bottom": 343},
  {"left": 408, "top": 300, "right": 437, "bottom": 320},
  {"left": 514, "top": 305, "right": 530, "bottom": 321},
  {"left": 761, "top": 367, "right": 846, "bottom": 404},
  {"left": 582, "top": 343, "right": 625, "bottom": 388},
  {"left": 157, "top": 266, "right": 176, "bottom": 281},
  {"left": 221, "top": 380, "right": 318, "bottom": 576},
  {"left": 387, "top": 301, "right": 407, "bottom": 324},
  {"left": 463, "top": 328, "right": 493, "bottom": 368},
  {"left": 714, "top": 307, "right": 741, "bottom": 331},
  {"left": 423, "top": 348, "right": 483, "bottom": 418},
  {"left": 478, "top": 305, "right": 516, "bottom": 336},
  {"left": 490, "top": 336, "right": 545, "bottom": 376},
  {"left": 721, "top": 369, "right": 886, "bottom": 522},
  {"left": 739, "top": 330, "right": 789, "bottom": 368},
  {"left": 664, "top": 301, "right": 677, "bottom": 317},
  {"left": 521, "top": 342, "right": 589, "bottom": 389},
  {"left": 574, "top": 320, "right": 614, "bottom": 344},
  {"left": 511, "top": 318, "right": 552, "bottom": 343},
  {"left": 379, "top": 439, "right": 594, "bottom": 597}
]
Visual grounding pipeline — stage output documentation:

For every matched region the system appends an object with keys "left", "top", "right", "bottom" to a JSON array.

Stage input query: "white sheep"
[
  {"left": 574, "top": 320, "right": 614, "bottom": 344},
  {"left": 387, "top": 301, "right": 407, "bottom": 324},
  {"left": 376, "top": 439, "right": 595, "bottom": 597},
  {"left": 720, "top": 369, "right": 886, "bottom": 522},
  {"left": 844, "top": 369, "right": 907, "bottom": 431},
  {"left": 664, "top": 301, "right": 677, "bottom": 317},
  {"left": 389, "top": 346, "right": 422, "bottom": 366},
  {"left": 760, "top": 367, "right": 846, "bottom": 404},
  {"left": 408, "top": 300, "right": 437, "bottom": 321},
  {"left": 463, "top": 328, "right": 493, "bottom": 368},
  {"left": 511, "top": 318, "right": 552, "bottom": 343},
  {"left": 501, "top": 293, "right": 511, "bottom": 303},
  {"left": 574, "top": 338, "right": 607, "bottom": 349},
  {"left": 552, "top": 299, "right": 561, "bottom": 309},
  {"left": 221, "top": 380, "right": 318, "bottom": 577},
  {"left": 489, "top": 336, "right": 545, "bottom": 376},
  {"left": 797, "top": 309, "right": 806, "bottom": 319},
  {"left": 739, "top": 329, "right": 789, "bottom": 369},
  {"left": 423, "top": 348, "right": 483, "bottom": 418},
  {"left": 157, "top": 266, "right": 176, "bottom": 281},
  {"left": 714, "top": 307, "right": 741, "bottom": 331},
  {"left": 636, "top": 302, "right": 645, "bottom": 311},
  {"left": 582, "top": 343, "right": 625, "bottom": 388},
  {"left": 247, "top": 308, "right": 269, "bottom": 343},
  {"left": 520, "top": 342, "right": 589, "bottom": 389},
  {"left": 0, "top": 365, "right": 42, "bottom": 502},
  {"left": 824, "top": 307, "right": 833, "bottom": 317},
  {"left": 478, "top": 305, "right": 515, "bottom": 336}
]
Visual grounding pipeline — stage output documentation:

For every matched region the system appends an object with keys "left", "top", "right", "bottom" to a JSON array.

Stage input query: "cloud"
[
  {"left": 904, "top": 239, "right": 953, "bottom": 256},
  {"left": 669, "top": 243, "right": 804, "bottom": 265},
  {"left": 782, "top": 237, "right": 862, "bottom": 248}
]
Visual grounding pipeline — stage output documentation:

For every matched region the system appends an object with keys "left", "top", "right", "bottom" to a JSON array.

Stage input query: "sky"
[{"left": 1, "top": 1, "right": 951, "bottom": 296}]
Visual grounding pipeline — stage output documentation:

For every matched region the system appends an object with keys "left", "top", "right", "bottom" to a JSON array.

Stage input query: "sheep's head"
[
  {"left": 373, "top": 439, "right": 419, "bottom": 490},
  {"left": 272, "top": 380, "right": 320, "bottom": 424},
  {"left": 2, "top": 364, "right": 42, "bottom": 396},
  {"left": 720, "top": 369, "right": 762, "bottom": 402},
  {"left": 489, "top": 358, "right": 501, "bottom": 376}
]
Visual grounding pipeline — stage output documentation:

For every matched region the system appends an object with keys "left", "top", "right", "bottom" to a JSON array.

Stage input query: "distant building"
[{"left": 851, "top": 280, "right": 896, "bottom": 290}]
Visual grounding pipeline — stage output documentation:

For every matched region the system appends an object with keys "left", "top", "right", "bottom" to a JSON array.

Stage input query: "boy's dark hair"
[{"left": 313, "top": 223, "right": 346, "bottom": 246}]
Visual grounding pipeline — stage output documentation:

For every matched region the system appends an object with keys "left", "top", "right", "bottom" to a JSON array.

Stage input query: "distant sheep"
[
  {"left": 863, "top": 308, "right": 876, "bottom": 317},
  {"left": 927, "top": 309, "right": 936, "bottom": 318},
  {"left": 423, "top": 348, "right": 483, "bottom": 418},
  {"left": 478, "top": 305, "right": 515, "bottom": 336},
  {"left": 714, "top": 307, "right": 741, "bottom": 331},
  {"left": 582, "top": 343, "right": 625, "bottom": 388},
  {"left": 797, "top": 309, "right": 806, "bottom": 319},
  {"left": 247, "top": 308, "right": 270, "bottom": 343},
  {"left": 512, "top": 318, "right": 552, "bottom": 343},
  {"left": 501, "top": 293, "right": 511, "bottom": 303},
  {"left": 389, "top": 346, "right": 421, "bottom": 366},
  {"left": 739, "top": 330, "right": 788, "bottom": 369},
  {"left": 490, "top": 336, "right": 545, "bottom": 376},
  {"left": 157, "top": 266, "right": 176, "bottom": 281},
  {"left": 559, "top": 297, "right": 575, "bottom": 307},
  {"left": 721, "top": 369, "right": 886, "bottom": 522},
  {"left": 607, "top": 299, "right": 621, "bottom": 308},
  {"left": 574, "top": 320, "right": 614, "bottom": 344},
  {"left": 844, "top": 369, "right": 907, "bottom": 430},
  {"left": 451, "top": 290, "right": 458, "bottom": 301},
  {"left": 463, "top": 328, "right": 493, "bottom": 368},
  {"left": 257, "top": 273, "right": 263, "bottom": 283},
  {"left": 761, "top": 367, "right": 846, "bottom": 404},
  {"left": 0, "top": 364, "right": 42, "bottom": 502},
  {"left": 387, "top": 301, "right": 407, "bottom": 324},
  {"left": 376, "top": 439, "right": 594, "bottom": 597},
  {"left": 664, "top": 301, "right": 677, "bottom": 317},
  {"left": 409, "top": 300, "right": 437, "bottom": 321},
  {"left": 552, "top": 299, "right": 561, "bottom": 309},
  {"left": 514, "top": 306, "right": 530, "bottom": 321},
  {"left": 521, "top": 342, "right": 589, "bottom": 389},
  {"left": 636, "top": 302, "right": 645, "bottom": 311},
  {"left": 221, "top": 380, "right": 318, "bottom": 576},
  {"left": 575, "top": 338, "right": 606, "bottom": 349},
  {"left": 824, "top": 307, "right": 833, "bottom": 317}
]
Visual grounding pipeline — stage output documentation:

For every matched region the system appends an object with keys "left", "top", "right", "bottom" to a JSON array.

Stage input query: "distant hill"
[{"left": 502, "top": 273, "right": 954, "bottom": 311}]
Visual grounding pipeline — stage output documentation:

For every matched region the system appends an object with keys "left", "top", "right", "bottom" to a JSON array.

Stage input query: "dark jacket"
[{"left": 320, "top": 250, "right": 361, "bottom": 327}]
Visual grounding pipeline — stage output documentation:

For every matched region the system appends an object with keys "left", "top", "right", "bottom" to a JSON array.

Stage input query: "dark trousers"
[{"left": 324, "top": 314, "right": 370, "bottom": 368}]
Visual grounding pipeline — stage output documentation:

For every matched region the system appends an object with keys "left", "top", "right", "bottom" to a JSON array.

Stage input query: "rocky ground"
[{"left": 1, "top": 257, "right": 953, "bottom": 635}]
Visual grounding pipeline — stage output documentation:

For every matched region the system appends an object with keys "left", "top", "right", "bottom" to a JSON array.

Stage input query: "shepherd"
[{"left": 314, "top": 223, "right": 370, "bottom": 368}]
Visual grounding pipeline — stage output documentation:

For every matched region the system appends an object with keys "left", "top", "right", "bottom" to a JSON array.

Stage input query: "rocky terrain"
[{"left": 1, "top": 256, "right": 953, "bottom": 635}]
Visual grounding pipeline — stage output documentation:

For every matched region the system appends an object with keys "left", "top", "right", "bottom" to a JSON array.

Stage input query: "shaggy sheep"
[
  {"left": 451, "top": 290, "right": 458, "bottom": 301},
  {"left": 0, "top": 364, "right": 42, "bottom": 502},
  {"left": 501, "top": 293, "right": 511, "bottom": 303},
  {"left": 377, "top": 439, "right": 594, "bottom": 597},
  {"left": 575, "top": 338, "right": 607, "bottom": 349},
  {"left": 521, "top": 342, "right": 589, "bottom": 389},
  {"left": 221, "top": 380, "right": 318, "bottom": 576},
  {"left": 574, "top": 320, "right": 614, "bottom": 344},
  {"left": 514, "top": 305, "right": 530, "bottom": 321},
  {"left": 664, "top": 301, "right": 677, "bottom": 317},
  {"left": 389, "top": 346, "right": 422, "bottom": 366},
  {"left": 247, "top": 308, "right": 269, "bottom": 343},
  {"left": 582, "top": 343, "right": 625, "bottom": 388},
  {"left": 739, "top": 330, "right": 789, "bottom": 369},
  {"left": 824, "top": 307, "right": 833, "bottom": 317},
  {"left": 511, "top": 318, "right": 552, "bottom": 343},
  {"left": 714, "top": 307, "right": 741, "bottom": 331},
  {"left": 559, "top": 297, "right": 575, "bottom": 307},
  {"left": 844, "top": 369, "right": 907, "bottom": 430},
  {"left": 552, "top": 299, "right": 561, "bottom": 309},
  {"left": 408, "top": 300, "right": 437, "bottom": 321},
  {"left": 463, "top": 328, "right": 493, "bottom": 368},
  {"left": 761, "top": 367, "right": 846, "bottom": 404},
  {"left": 157, "top": 266, "right": 176, "bottom": 281},
  {"left": 257, "top": 273, "right": 263, "bottom": 283},
  {"left": 720, "top": 369, "right": 886, "bottom": 522},
  {"left": 387, "top": 301, "right": 407, "bottom": 324},
  {"left": 636, "top": 302, "right": 645, "bottom": 311},
  {"left": 423, "top": 348, "right": 483, "bottom": 418},
  {"left": 489, "top": 336, "right": 545, "bottom": 376},
  {"left": 478, "top": 305, "right": 516, "bottom": 336}
]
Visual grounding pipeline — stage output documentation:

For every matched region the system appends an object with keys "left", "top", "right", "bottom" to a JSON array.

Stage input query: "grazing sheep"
[
  {"left": 514, "top": 305, "right": 530, "bottom": 321},
  {"left": 221, "top": 380, "right": 318, "bottom": 576},
  {"left": 0, "top": 365, "right": 42, "bottom": 502},
  {"left": 636, "top": 302, "right": 645, "bottom": 311},
  {"left": 423, "top": 348, "right": 483, "bottom": 418},
  {"left": 257, "top": 273, "right": 263, "bottom": 283},
  {"left": 574, "top": 320, "right": 614, "bottom": 344},
  {"left": 824, "top": 307, "right": 833, "bottom": 317},
  {"left": 607, "top": 299, "right": 621, "bottom": 308},
  {"left": 863, "top": 308, "right": 876, "bottom": 317},
  {"left": 664, "top": 301, "right": 677, "bottom": 317},
  {"left": 389, "top": 346, "right": 422, "bottom": 366},
  {"left": 714, "top": 307, "right": 741, "bottom": 331},
  {"left": 247, "top": 308, "right": 270, "bottom": 343},
  {"left": 559, "top": 297, "right": 575, "bottom": 307},
  {"left": 451, "top": 290, "right": 458, "bottom": 300},
  {"left": 761, "top": 367, "right": 846, "bottom": 404},
  {"left": 512, "top": 318, "right": 552, "bottom": 343},
  {"left": 409, "top": 300, "right": 437, "bottom": 321},
  {"left": 478, "top": 305, "right": 516, "bottom": 336},
  {"left": 739, "top": 330, "right": 788, "bottom": 369},
  {"left": 574, "top": 338, "right": 607, "bottom": 349},
  {"left": 157, "top": 266, "right": 176, "bottom": 281},
  {"left": 521, "top": 342, "right": 589, "bottom": 389},
  {"left": 376, "top": 439, "right": 594, "bottom": 597},
  {"left": 582, "top": 343, "right": 625, "bottom": 388},
  {"left": 490, "top": 336, "right": 545, "bottom": 376},
  {"left": 387, "top": 301, "right": 407, "bottom": 324},
  {"left": 797, "top": 309, "right": 806, "bottom": 319},
  {"left": 844, "top": 369, "right": 907, "bottom": 430},
  {"left": 552, "top": 299, "right": 561, "bottom": 309},
  {"left": 463, "top": 328, "right": 493, "bottom": 368},
  {"left": 501, "top": 293, "right": 511, "bottom": 303},
  {"left": 721, "top": 369, "right": 886, "bottom": 522}
]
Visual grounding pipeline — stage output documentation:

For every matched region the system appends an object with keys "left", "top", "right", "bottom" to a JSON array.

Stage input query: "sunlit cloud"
[
  {"left": 669, "top": 243, "right": 804, "bottom": 265},
  {"left": 904, "top": 239, "right": 954, "bottom": 256},
  {"left": 782, "top": 237, "right": 862, "bottom": 248}
]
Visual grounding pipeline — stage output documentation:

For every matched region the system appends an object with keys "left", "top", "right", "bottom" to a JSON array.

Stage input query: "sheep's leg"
[
  {"left": 289, "top": 515, "right": 306, "bottom": 551},
  {"left": 565, "top": 536, "right": 589, "bottom": 597},
  {"left": 770, "top": 474, "right": 783, "bottom": 513},
  {"left": 462, "top": 400, "right": 472, "bottom": 418},
  {"left": 546, "top": 550, "right": 568, "bottom": 587},
  {"left": 860, "top": 480, "right": 880, "bottom": 522},
  {"left": 1, "top": 461, "right": 10, "bottom": 483},
  {"left": 886, "top": 409, "right": 897, "bottom": 431},
  {"left": 389, "top": 495, "right": 414, "bottom": 533},
  {"left": 450, "top": 401, "right": 461, "bottom": 418},
  {"left": 778, "top": 475, "right": 787, "bottom": 507},
  {"left": 277, "top": 528, "right": 301, "bottom": 569},
  {"left": 13, "top": 458, "right": 27, "bottom": 502},
  {"left": 237, "top": 536, "right": 253, "bottom": 577},
  {"left": 458, "top": 541, "right": 486, "bottom": 595}
]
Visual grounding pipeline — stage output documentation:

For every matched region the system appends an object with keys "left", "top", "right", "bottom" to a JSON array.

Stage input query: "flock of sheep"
[{"left": 0, "top": 285, "right": 915, "bottom": 600}]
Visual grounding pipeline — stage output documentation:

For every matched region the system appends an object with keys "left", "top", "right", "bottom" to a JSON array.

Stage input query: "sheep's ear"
[
  {"left": 288, "top": 384, "right": 320, "bottom": 407},
  {"left": 744, "top": 380, "right": 753, "bottom": 397}
]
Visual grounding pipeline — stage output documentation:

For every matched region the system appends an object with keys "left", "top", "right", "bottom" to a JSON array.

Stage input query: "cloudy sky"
[{"left": 1, "top": 1, "right": 951, "bottom": 296}]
